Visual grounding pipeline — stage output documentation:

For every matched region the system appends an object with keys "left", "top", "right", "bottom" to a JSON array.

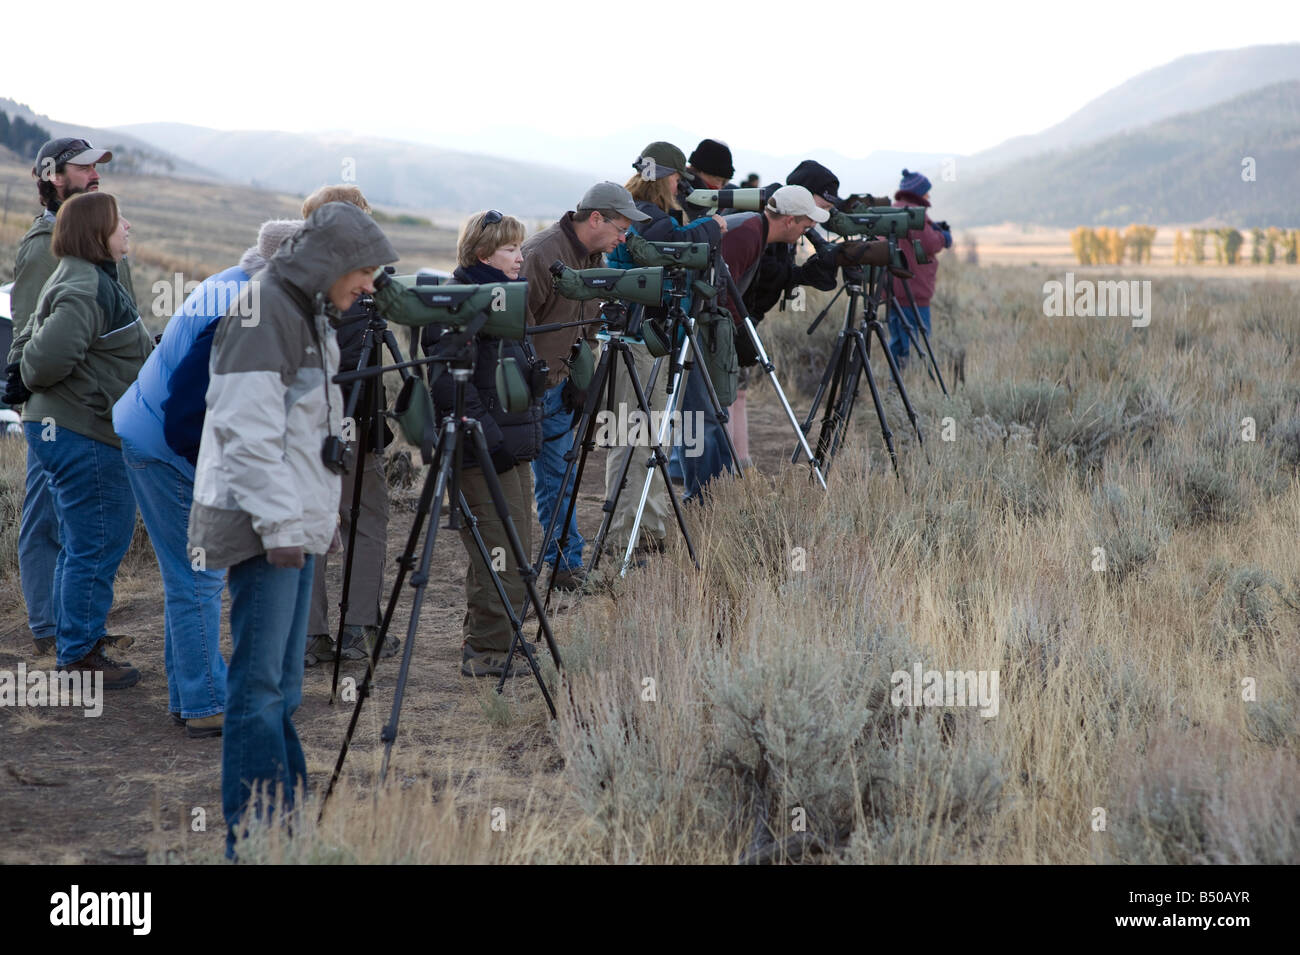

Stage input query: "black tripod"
[
  {"left": 322, "top": 345, "right": 563, "bottom": 813},
  {"left": 888, "top": 266, "right": 949, "bottom": 396},
  {"left": 795, "top": 244, "right": 928, "bottom": 478},
  {"left": 325, "top": 302, "right": 415, "bottom": 702}
]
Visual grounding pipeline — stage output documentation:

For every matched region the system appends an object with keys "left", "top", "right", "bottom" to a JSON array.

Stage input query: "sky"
[{"left": 2, "top": 0, "right": 1298, "bottom": 161}]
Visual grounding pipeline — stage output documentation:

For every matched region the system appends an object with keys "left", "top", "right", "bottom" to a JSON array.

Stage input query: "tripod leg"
[
  {"left": 852, "top": 331, "right": 899, "bottom": 477},
  {"left": 869, "top": 319, "right": 929, "bottom": 465},
  {"left": 322, "top": 422, "right": 452, "bottom": 813},
  {"left": 900, "top": 280, "right": 948, "bottom": 395},
  {"left": 682, "top": 325, "right": 743, "bottom": 481},
  {"left": 616, "top": 344, "right": 699, "bottom": 576},
  {"left": 737, "top": 314, "right": 826, "bottom": 488}
]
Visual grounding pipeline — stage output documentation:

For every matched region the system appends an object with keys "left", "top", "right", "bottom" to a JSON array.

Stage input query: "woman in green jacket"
[{"left": 17, "top": 192, "right": 153, "bottom": 687}]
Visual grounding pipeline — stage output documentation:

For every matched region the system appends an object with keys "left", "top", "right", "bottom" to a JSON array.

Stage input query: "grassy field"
[{"left": 1, "top": 168, "right": 1298, "bottom": 862}]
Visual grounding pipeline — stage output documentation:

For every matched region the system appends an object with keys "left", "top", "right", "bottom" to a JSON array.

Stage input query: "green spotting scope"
[
  {"left": 372, "top": 269, "right": 527, "bottom": 340},
  {"left": 549, "top": 262, "right": 665, "bottom": 307},
  {"left": 851, "top": 204, "right": 925, "bottom": 230},
  {"left": 825, "top": 209, "right": 914, "bottom": 239},
  {"left": 684, "top": 187, "right": 767, "bottom": 213},
  {"left": 624, "top": 232, "right": 711, "bottom": 270}
]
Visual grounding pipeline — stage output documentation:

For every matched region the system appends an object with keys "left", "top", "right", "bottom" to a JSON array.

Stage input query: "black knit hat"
[
  {"left": 688, "top": 138, "right": 734, "bottom": 180},
  {"left": 787, "top": 160, "right": 841, "bottom": 205}
]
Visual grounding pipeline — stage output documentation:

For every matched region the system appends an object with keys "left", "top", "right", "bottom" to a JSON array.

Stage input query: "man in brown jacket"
[{"left": 520, "top": 182, "right": 648, "bottom": 591}]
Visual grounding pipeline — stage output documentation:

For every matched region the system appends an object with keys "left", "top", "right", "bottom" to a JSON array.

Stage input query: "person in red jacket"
[{"left": 888, "top": 169, "right": 952, "bottom": 369}]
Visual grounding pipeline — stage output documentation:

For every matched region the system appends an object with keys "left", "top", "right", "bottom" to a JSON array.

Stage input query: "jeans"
[
  {"left": 223, "top": 553, "right": 315, "bottom": 859},
  {"left": 24, "top": 422, "right": 138, "bottom": 666},
  {"left": 679, "top": 359, "right": 734, "bottom": 502},
  {"left": 531, "top": 382, "right": 584, "bottom": 570},
  {"left": 18, "top": 437, "right": 61, "bottom": 641},
  {"left": 120, "top": 435, "right": 227, "bottom": 718},
  {"left": 888, "top": 304, "right": 931, "bottom": 366}
]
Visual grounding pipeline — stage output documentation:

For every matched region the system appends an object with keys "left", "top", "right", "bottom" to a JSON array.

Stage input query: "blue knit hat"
[{"left": 899, "top": 168, "right": 931, "bottom": 196}]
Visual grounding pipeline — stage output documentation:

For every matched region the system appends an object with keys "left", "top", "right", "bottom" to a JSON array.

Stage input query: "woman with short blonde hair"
[{"left": 457, "top": 210, "right": 527, "bottom": 269}]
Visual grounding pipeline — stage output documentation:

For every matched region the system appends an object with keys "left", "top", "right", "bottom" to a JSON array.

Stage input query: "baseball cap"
[
  {"left": 33, "top": 138, "right": 113, "bottom": 177},
  {"left": 576, "top": 181, "right": 651, "bottom": 222},
  {"left": 766, "top": 185, "right": 830, "bottom": 223},
  {"left": 633, "top": 142, "right": 694, "bottom": 184},
  {"left": 787, "top": 159, "right": 841, "bottom": 206}
]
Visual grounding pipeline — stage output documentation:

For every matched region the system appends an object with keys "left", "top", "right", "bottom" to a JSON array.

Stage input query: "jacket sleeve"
[
  {"left": 162, "top": 321, "right": 217, "bottom": 466},
  {"left": 7, "top": 232, "right": 59, "bottom": 365},
  {"left": 19, "top": 284, "right": 101, "bottom": 390},
  {"left": 639, "top": 212, "right": 722, "bottom": 247},
  {"left": 203, "top": 308, "right": 308, "bottom": 550},
  {"left": 919, "top": 217, "right": 947, "bottom": 256}
]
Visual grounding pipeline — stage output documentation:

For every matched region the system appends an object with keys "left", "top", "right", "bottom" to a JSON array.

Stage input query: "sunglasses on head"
[{"left": 483, "top": 209, "right": 504, "bottom": 225}]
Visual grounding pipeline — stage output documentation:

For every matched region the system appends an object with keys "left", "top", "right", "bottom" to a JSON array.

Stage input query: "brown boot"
[
  {"left": 65, "top": 639, "right": 141, "bottom": 690},
  {"left": 185, "top": 714, "right": 223, "bottom": 739}
]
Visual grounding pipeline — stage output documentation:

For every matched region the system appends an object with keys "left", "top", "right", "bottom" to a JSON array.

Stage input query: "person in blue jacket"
[
  {"left": 602, "top": 142, "right": 726, "bottom": 561},
  {"left": 112, "top": 218, "right": 300, "bottom": 738}
]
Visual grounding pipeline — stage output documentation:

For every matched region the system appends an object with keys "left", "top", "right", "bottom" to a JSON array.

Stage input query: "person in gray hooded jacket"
[{"left": 187, "top": 201, "right": 398, "bottom": 859}]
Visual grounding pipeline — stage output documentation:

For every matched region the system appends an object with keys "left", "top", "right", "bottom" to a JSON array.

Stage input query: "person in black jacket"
[{"left": 425, "top": 210, "right": 544, "bottom": 678}]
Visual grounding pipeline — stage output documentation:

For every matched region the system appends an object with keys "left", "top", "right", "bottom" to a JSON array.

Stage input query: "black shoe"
[{"left": 66, "top": 640, "right": 140, "bottom": 690}]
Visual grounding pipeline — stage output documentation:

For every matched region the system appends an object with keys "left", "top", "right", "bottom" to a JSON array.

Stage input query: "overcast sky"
[{"left": 3, "top": 0, "right": 1297, "bottom": 159}]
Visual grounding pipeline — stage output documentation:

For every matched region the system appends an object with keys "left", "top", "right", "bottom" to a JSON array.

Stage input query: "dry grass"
[{"left": 3, "top": 241, "right": 1298, "bottom": 863}]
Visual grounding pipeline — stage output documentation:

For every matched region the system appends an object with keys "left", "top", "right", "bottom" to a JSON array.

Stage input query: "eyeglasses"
[{"left": 600, "top": 214, "right": 630, "bottom": 237}]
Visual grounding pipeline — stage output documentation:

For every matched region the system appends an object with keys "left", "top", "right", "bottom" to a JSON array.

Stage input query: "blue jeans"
[
  {"left": 18, "top": 436, "right": 61, "bottom": 641},
  {"left": 24, "top": 422, "right": 138, "bottom": 666},
  {"left": 121, "top": 436, "right": 227, "bottom": 718},
  {"left": 888, "top": 304, "right": 931, "bottom": 366},
  {"left": 223, "top": 553, "right": 315, "bottom": 859},
  {"left": 679, "top": 359, "right": 734, "bottom": 502},
  {"left": 531, "top": 382, "right": 584, "bottom": 570}
]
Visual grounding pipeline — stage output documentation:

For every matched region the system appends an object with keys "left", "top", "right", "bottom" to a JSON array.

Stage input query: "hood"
[
  {"left": 270, "top": 201, "right": 398, "bottom": 299},
  {"left": 237, "top": 245, "right": 265, "bottom": 276}
]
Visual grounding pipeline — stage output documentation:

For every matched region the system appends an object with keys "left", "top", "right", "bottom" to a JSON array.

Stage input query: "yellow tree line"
[{"left": 1072, "top": 226, "right": 1300, "bottom": 265}]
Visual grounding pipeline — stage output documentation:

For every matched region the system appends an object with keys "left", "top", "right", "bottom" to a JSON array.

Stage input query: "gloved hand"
[
  {"left": 490, "top": 445, "right": 517, "bottom": 474},
  {"left": 932, "top": 220, "right": 954, "bottom": 249},
  {"left": 3, "top": 362, "right": 32, "bottom": 407},
  {"left": 793, "top": 252, "right": 839, "bottom": 292},
  {"left": 561, "top": 377, "right": 586, "bottom": 414}
]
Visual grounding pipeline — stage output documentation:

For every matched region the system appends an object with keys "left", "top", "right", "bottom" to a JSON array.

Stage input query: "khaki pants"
[
  {"left": 602, "top": 342, "right": 671, "bottom": 551},
  {"left": 458, "top": 461, "right": 534, "bottom": 654},
  {"left": 309, "top": 451, "right": 389, "bottom": 634}
]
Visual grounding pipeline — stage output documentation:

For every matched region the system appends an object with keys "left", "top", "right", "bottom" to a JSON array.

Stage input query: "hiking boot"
[
  {"left": 304, "top": 633, "right": 336, "bottom": 667},
  {"left": 550, "top": 566, "right": 588, "bottom": 593},
  {"left": 169, "top": 711, "right": 185, "bottom": 727},
  {"left": 460, "top": 644, "right": 531, "bottom": 679},
  {"left": 65, "top": 640, "right": 140, "bottom": 690},
  {"left": 185, "top": 714, "right": 223, "bottom": 739},
  {"left": 33, "top": 636, "right": 55, "bottom": 656},
  {"left": 340, "top": 625, "right": 399, "bottom": 661}
]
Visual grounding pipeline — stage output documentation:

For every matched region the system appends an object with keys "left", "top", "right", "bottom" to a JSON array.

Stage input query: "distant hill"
[
  {"left": 943, "top": 80, "right": 1300, "bottom": 228},
  {"left": 0, "top": 98, "right": 219, "bottom": 180},
  {"left": 966, "top": 44, "right": 1300, "bottom": 174},
  {"left": 114, "top": 122, "right": 595, "bottom": 218}
]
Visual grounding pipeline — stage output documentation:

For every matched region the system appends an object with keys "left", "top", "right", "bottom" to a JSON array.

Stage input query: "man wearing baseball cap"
[
  {"left": 4, "top": 138, "right": 136, "bottom": 658},
  {"left": 679, "top": 185, "right": 829, "bottom": 500},
  {"left": 520, "top": 181, "right": 649, "bottom": 592}
]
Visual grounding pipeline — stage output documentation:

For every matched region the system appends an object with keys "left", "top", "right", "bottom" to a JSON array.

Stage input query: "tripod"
[
  {"left": 322, "top": 347, "right": 564, "bottom": 813},
  {"left": 888, "top": 267, "right": 949, "bottom": 396},
  {"left": 795, "top": 245, "right": 929, "bottom": 478},
  {"left": 531, "top": 300, "right": 701, "bottom": 603},
  {"left": 325, "top": 303, "right": 416, "bottom": 702}
]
